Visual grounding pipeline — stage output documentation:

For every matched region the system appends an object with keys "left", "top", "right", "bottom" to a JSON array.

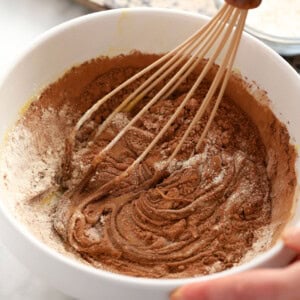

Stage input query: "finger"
[
  {"left": 286, "top": 259, "right": 300, "bottom": 279},
  {"left": 280, "top": 260, "right": 300, "bottom": 300},
  {"left": 290, "top": 255, "right": 300, "bottom": 264},
  {"left": 282, "top": 227, "right": 300, "bottom": 253},
  {"left": 170, "top": 269, "right": 288, "bottom": 300}
]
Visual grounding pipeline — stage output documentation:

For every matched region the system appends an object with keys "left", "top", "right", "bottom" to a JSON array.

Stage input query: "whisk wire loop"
[
  {"left": 74, "top": 4, "right": 230, "bottom": 132},
  {"left": 67, "top": 3, "right": 251, "bottom": 197},
  {"left": 196, "top": 10, "right": 248, "bottom": 150},
  {"left": 168, "top": 8, "right": 248, "bottom": 162}
]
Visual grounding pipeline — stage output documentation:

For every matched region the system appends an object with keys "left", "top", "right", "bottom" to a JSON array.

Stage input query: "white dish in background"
[
  {"left": 215, "top": 0, "right": 300, "bottom": 55},
  {"left": 0, "top": 8, "right": 299, "bottom": 300}
]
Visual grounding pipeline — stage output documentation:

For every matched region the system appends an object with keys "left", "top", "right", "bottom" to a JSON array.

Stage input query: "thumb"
[
  {"left": 171, "top": 226, "right": 300, "bottom": 300},
  {"left": 282, "top": 226, "right": 300, "bottom": 253},
  {"left": 170, "top": 269, "right": 286, "bottom": 300}
]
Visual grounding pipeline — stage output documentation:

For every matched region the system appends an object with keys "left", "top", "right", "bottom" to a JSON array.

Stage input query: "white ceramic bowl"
[{"left": 0, "top": 8, "right": 299, "bottom": 300}]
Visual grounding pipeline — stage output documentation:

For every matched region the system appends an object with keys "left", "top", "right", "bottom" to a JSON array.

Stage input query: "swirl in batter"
[{"left": 52, "top": 59, "right": 272, "bottom": 278}]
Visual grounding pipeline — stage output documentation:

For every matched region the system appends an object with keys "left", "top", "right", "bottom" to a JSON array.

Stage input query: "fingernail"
[
  {"left": 282, "top": 226, "right": 300, "bottom": 241},
  {"left": 170, "top": 288, "right": 184, "bottom": 300}
]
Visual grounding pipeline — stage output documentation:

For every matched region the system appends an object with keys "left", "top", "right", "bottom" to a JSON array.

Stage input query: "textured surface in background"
[{"left": 284, "top": 55, "right": 300, "bottom": 73}]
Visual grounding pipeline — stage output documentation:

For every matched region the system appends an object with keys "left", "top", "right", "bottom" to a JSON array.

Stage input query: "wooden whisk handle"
[{"left": 225, "top": 0, "right": 262, "bottom": 9}]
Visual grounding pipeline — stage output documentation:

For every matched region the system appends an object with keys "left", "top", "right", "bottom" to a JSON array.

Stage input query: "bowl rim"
[{"left": 0, "top": 6, "right": 299, "bottom": 289}]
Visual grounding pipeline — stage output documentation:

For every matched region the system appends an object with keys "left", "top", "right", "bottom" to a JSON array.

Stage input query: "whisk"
[{"left": 63, "top": 0, "right": 262, "bottom": 200}]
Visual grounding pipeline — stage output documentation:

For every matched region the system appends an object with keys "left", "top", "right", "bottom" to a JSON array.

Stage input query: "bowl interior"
[{"left": 0, "top": 7, "right": 299, "bottom": 299}]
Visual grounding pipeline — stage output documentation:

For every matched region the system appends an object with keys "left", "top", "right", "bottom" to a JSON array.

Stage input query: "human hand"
[{"left": 171, "top": 227, "right": 300, "bottom": 300}]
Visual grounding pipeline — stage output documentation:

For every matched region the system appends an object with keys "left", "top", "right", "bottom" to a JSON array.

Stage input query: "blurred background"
[
  {"left": 1, "top": 0, "right": 299, "bottom": 80},
  {"left": 0, "top": 1, "right": 299, "bottom": 299}
]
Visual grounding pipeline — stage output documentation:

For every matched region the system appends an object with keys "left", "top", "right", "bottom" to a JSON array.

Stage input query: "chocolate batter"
[{"left": 4, "top": 52, "right": 297, "bottom": 279}]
